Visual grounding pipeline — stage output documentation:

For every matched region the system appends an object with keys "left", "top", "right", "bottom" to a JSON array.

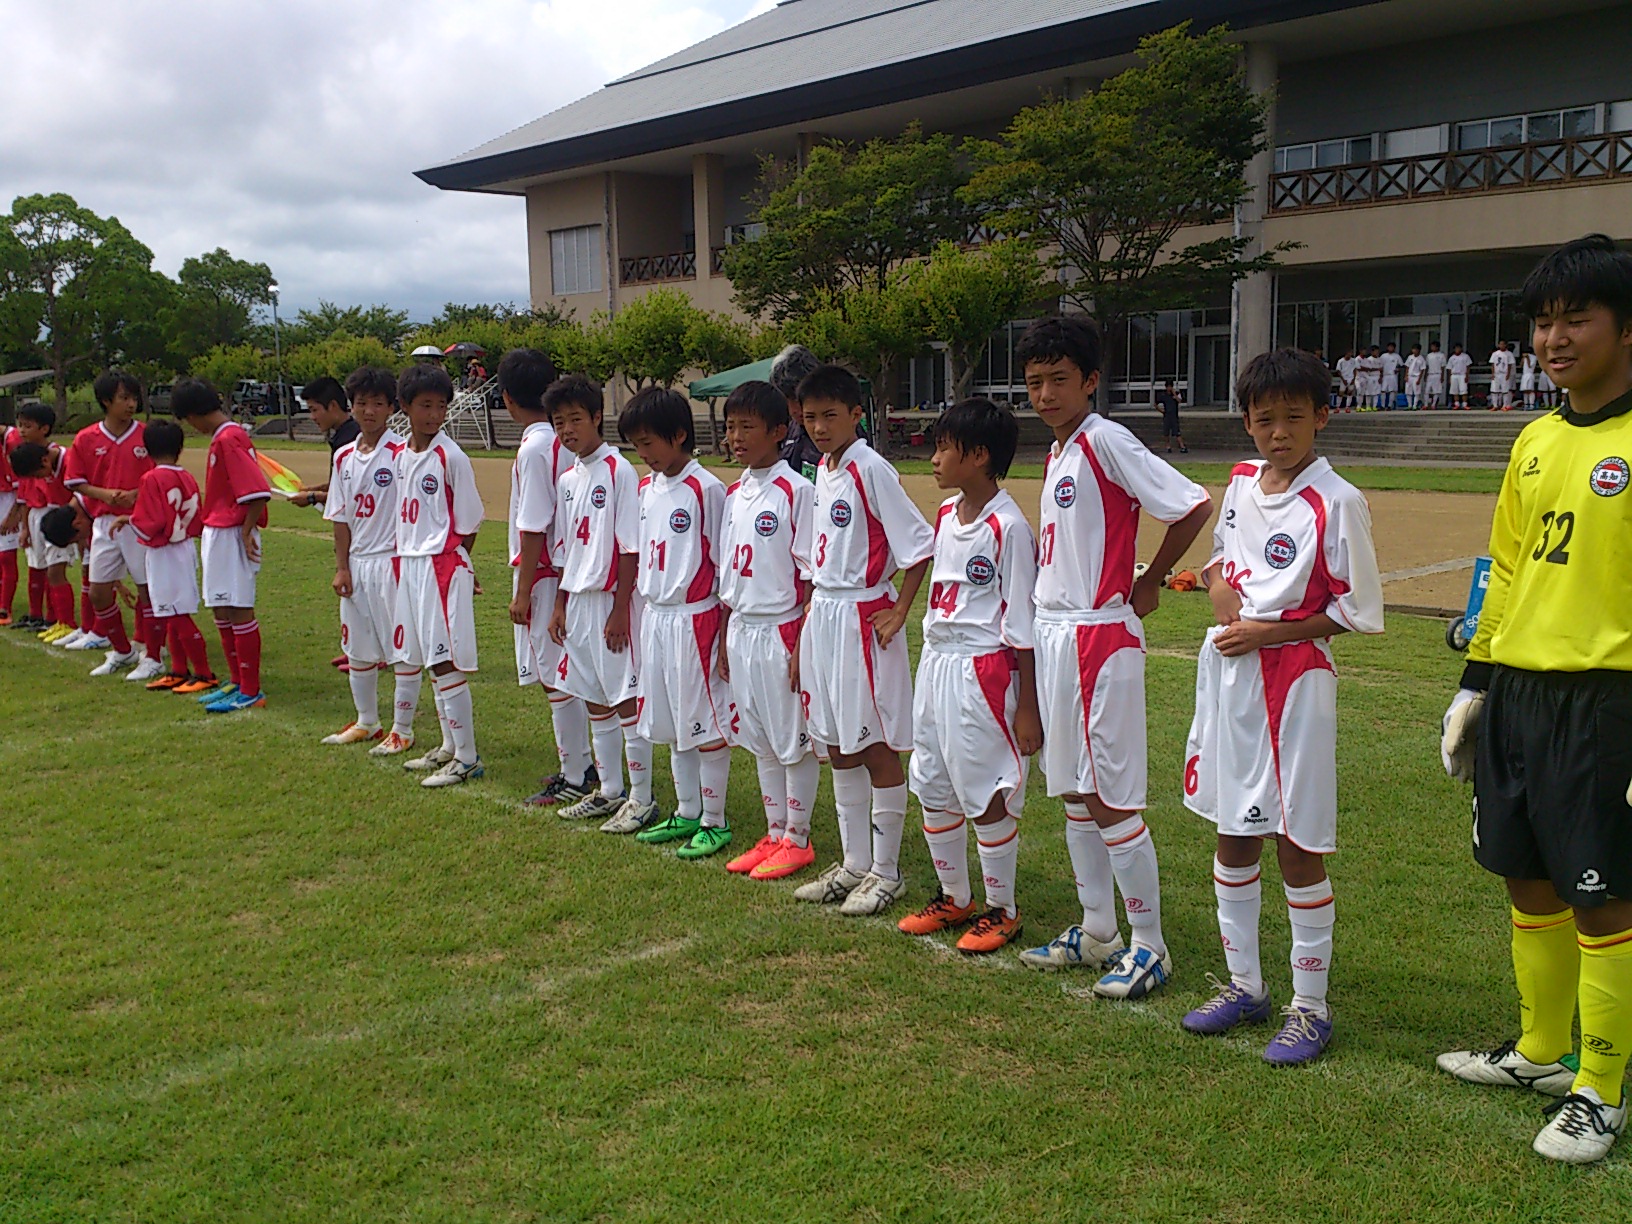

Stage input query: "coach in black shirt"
[{"left": 289, "top": 376, "right": 358, "bottom": 507}]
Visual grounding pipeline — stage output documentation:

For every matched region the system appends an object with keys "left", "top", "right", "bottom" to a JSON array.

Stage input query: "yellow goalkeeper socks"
[
  {"left": 1575, "top": 929, "right": 1632, "bottom": 1107},
  {"left": 1512, "top": 908, "right": 1579, "bottom": 1066}
]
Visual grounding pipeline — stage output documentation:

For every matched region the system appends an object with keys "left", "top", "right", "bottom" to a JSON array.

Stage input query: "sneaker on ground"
[
  {"left": 422, "top": 756, "right": 485, "bottom": 788},
  {"left": 1435, "top": 1040, "right": 1578, "bottom": 1096},
  {"left": 725, "top": 835, "right": 781, "bottom": 874},
  {"left": 173, "top": 675, "right": 220, "bottom": 696},
  {"left": 792, "top": 862, "right": 868, "bottom": 904},
  {"left": 558, "top": 791, "right": 625, "bottom": 823},
  {"left": 403, "top": 746, "right": 455, "bottom": 772},
  {"left": 957, "top": 907, "right": 1023, "bottom": 955},
  {"left": 1018, "top": 925, "right": 1128, "bottom": 972},
  {"left": 368, "top": 731, "right": 415, "bottom": 756},
  {"left": 839, "top": 871, "right": 907, "bottom": 916},
  {"left": 1533, "top": 1090, "right": 1626, "bottom": 1164},
  {"left": 322, "top": 722, "right": 384, "bottom": 746},
  {"left": 41, "top": 624, "right": 74, "bottom": 643},
  {"left": 524, "top": 767, "right": 597, "bottom": 808},
  {"left": 66, "top": 632, "right": 111, "bottom": 651},
  {"left": 896, "top": 890, "right": 978, "bottom": 936},
  {"left": 206, "top": 690, "right": 266, "bottom": 713},
  {"left": 1182, "top": 975, "right": 1275, "bottom": 1035},
  {"left": 1093, "top": 945, "right": 1173, "bottom": 1000},
  {"left": 195, "top": 681, "right": 237, "bottom": 704},
  {"left": 676, "top": 825, "right": 733, "bottom": 860},
  {"left": 145, "top": 673, "right": 189, "bottom": 692},
  {"left": 600, "top": 797, "right": 659, "bottom": 833},
  {"left": 635, "top": 813, "right": 702, "bottom": 845},
  {"left": 125, "top": 656, "right": 167, "bottom": 682},
  {"left": 1262, "top": 1005, "right": 1333, "bottom": 1066},
  {"left": 749, "top": 838, "right": 817, "bottom": 880},
  {"left": 90, "top": 649, "right": 140, "bottom": 676}
]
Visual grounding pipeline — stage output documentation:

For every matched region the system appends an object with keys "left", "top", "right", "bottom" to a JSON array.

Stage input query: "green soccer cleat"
[
  {"left": 675, "top": 825, "right": 733, "bottom": 860},
  {"left": 635, "top": 813, "right": 701, "bottom": 845}
]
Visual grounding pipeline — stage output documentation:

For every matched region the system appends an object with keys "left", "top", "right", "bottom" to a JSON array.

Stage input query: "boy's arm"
[
  {"left": 332, "top": 522, "right": 354, "bottom": 598},
  {"left": 510, "top": 531, "right": 546, "bottom": 625},
  {"left": 606, "top": 552, "right": 638, "bottom": 653},
  {"left": 1462, "top": 451, "right": 1525, "bottom": 689},
  {"left": 1132, "top": 501, "right": 1211, "bottom": 618},
  {"left": 1214, "top": 611, "right": 1345, "bottom": 657},
  {"left": 1013, "top": 649, "right": 1042, "bottom": 756},
  {"left": 549, "top": 586, "right": 569, "bottom": 646},
  {"left": 871, "top": 557, "right": 928, "bottom": 647}
]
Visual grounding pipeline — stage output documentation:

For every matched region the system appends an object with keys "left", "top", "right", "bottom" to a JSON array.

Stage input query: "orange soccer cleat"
[
  {"left": 955, "top": 907, "right": 1024, "bottom": 955},
  {"left": 749, "top": 837, "right": 817, "bottom": 881},
  {"left": 725, "top": 835, "right": 781, "bottom": 874},
  {"left": 896, "top": 890, "right": 978, "bottom": 936}
]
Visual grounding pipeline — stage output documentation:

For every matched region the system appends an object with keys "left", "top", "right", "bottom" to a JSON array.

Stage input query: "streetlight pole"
[{"left": 268, "top": 280, "right": 285, "bottom": 418}]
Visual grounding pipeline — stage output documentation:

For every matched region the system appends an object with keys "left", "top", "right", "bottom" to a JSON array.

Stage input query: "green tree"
[
  {"left": 429, "top": 301, "right": 571, "bottom": 331},
  {"left": 191, "top": 343, "right": 269, "bottom": 392},
  {"left": 783, "top": 280, "right": 924, "bottom": 410},
  {"left": 283, "top": 301, "right": 411, "bottom": 350},
  {"left": 550, "top": 313, "right": 618, "bottom": 383},
  {"left": 284, "top": 334, "right": 400, "bottom": 385},
  {"left": 170, "top": 247, "right": 274, "bottom": 359},
  {"left": 900, "top": 241, "right": 1051, "bottom": 400}
]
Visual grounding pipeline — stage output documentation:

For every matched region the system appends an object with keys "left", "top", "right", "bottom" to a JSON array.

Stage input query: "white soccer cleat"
[
  {"left": 66, "top": 632, "right": 111, "bottom": 651},
  {"left": 125, "top": 656, "right": 167, "bottom": 682},
  {"left": 1533, "top": 1090, "right": 1625, "bottom": 1164},
  {"left": 53, "top": 629, "right": 86, "bottom": 649},
  {"left": 558, "top": 791, "right": 625, "bottom": 823},
  {"left": 793, "top": 862, "right": 868, "bottom": 905},
  {"left": 1092, "top": 944, "right": 1173, "bottom": 1000},
  {"left": 403, "top": 746, "right": 455, "bottom": 773},
  {"left": 838, "top": 871, "right": 908, "bottom": 916},
  {"left": 421, "top": 756, "right": 485, "bottom": 788},
  {"left": 1018, "top": 925, "right": 1128, "bottom": 972},
  {"left": 89, "top": 649, "right": 140, "bottom": 676},
  {"left": 600, "top": 797, "right": 659, "bottom": 833},
  {"left": 1436, "top": 1040, "right": 1577, "bottom": 1096},
  {"left": 368, "top": 732, "right": 415, "bottom": 757},
  {"left": 322, "top": 722, "right": 384, "bottom": 746}
]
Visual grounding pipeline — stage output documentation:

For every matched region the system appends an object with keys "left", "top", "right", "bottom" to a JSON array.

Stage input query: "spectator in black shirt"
[
  {"left": 289, "top": 376, "right": 358, "bottom": 508},
  {"left": 1156, "top": 379, "right": 1187, "bottom": 454}
]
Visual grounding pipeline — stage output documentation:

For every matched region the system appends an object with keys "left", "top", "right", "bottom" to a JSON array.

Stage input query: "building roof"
[{"left": 417, "top": 0, "right": 1367, "bottom": 193}]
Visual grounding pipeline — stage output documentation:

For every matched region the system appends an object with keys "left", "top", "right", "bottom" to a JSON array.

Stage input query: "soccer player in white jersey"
[
  {"left": 1447, "top": 344, "right": 1473, "bottom": 408},
  {"left": 607, "top": 388, "right": 737, "bottom": 857},
  {"left": 1357, "top": 345, "right": 1384, "bottom": 410},
  {"left": 1490, "top": 339, "right": 1517, "bottom": 410},
  {"left": 1179, "top": 349, "right": 1384, "bottom": 1064},
  {"left": 1405, "top": 344, "right": 1427, "bottom": 409},
  {"left": 716, "top": 381, "right": 819, "bottom": 880},
  {"left": 792, "top": 365, "right": 935, "bottom": 916},
  {"left": 1425, "top": 340, "right": 1447, "bottom": 408},
  {"left": 389, "top": 363, "right": 486, "bottom": 787},
  {"left": 1379, "top": 342, "right": 1402, "bottom": 409},
  {"left": 498, "top": 349, "right": 596, "bottom": 810},
  {"left": 1334, "top": 349, "right": 1357, "bottom": 412},
  {"left": 545, "top": 376, "right": 658, "bottom": 828},
  {"left": 321, "top": 366, "right": 414, "bottom": 749},
  {"left": 896, "top": 399, "right": 1040, "bottom": 954},
  {"left": 1016, "top": 316, "right": 1211, "bottom": 1000}
]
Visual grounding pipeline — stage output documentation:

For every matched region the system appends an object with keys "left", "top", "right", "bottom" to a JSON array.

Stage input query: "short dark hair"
[
  {"left": 722, "top": 380, "right": 789, "bottom": 430},
  {"left": 770, "top": 344, "right": 821, "bottom": 401},
  {"left": 1236, "top": 348, "right": 1333, "bottom": 415},
  {"left": 7, "top": 441, "right": 47, "bottom": 479},
  {"left": 93, "top": 370, "right": 143, "bottom": 411},
  {"left": 1520, "top": 233, "right": 1632, "bottom": 324},
  {"left": 302, "top": 376, "right": 347, "bottom": 411},
  {"left": 1016, "top": 315, "right": 1102, "bottom": 378},
  {"left": 41, "top": 505, "right": 80, "bottom": 548},
  {"left": 618, "top": 386, "right": 695, "bottom": 451},
  {"left": 398, "top": 363, "right": 454, "bottom": 407},
  {"left": 16, "top": 403, "right": 55, "bottom": 430},
  {"left": 933, "top": 397, "right": 1019, "bottom": 479},
  {"left": 497, "top": 348, "right": 559, "bottom": 413},
  {"left": 171, "top": 378, "right": 223, "bottom": 419},
  {"left": 344, "top": 365, "right": 398, "bottom": 405},
  {"left": 144, "top": 418, "right": 185, "bottom": 460},
  {"left": 797, "top": 364, "right": 862, "bottom": 408},
  {"left": 543, "top": 375, "right": 603, "bottom": 423}
]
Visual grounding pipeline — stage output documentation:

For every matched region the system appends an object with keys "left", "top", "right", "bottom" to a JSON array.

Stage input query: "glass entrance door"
[
  {"left": 1373, "top": 316, "right": 1446, "bottom": 360},
  {"left": 1191, "top": 330, "right": 1231, "bottom": 407}
]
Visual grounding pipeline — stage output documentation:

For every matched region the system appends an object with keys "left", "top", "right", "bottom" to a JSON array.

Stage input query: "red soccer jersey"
[
  {"left": 202, "top": 421, "right": 271, "bottom": 528},
  {"left": 16, "top": 443, "right": 72, "bottom": 509},
  {"left": 0, "top": 426, "right": 18, "bottom": 495},
  {"left": 131, "top": 465, "right": 204, "bottom": 547},
  {"left": 62, "top": 420, "right": 154, "bottom": 518}
]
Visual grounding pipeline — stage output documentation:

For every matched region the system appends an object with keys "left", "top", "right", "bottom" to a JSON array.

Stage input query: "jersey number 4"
[
  {"left": 929, "top": 581, "right": 959, "bottom": 617},
  {"left": 1532, "top": 510, "right": 1574, "bottom": 565}
]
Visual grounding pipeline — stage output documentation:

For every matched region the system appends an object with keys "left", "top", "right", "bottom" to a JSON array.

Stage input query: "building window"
[
  {"left": 1612, "top": 101, "right": 1632, "bottom": 133},
  {"left": 550, "top": 225, "right": 602, "bottom": 295},
  {"left": 1383, "top": 125, "right": 1444, "bottom": 159},
  {"left": 1275, "top": 135, "right": 1372, "bottom": 173},
  {"left": 1457, "top": 108, "right": 1596, "bottom": 150}
]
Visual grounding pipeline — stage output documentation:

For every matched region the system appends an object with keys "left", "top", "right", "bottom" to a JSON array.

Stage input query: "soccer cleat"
[
  {"left": 40, "top": 623, "right": 74, "bottom": 643},
  {"left": 1533, "top": 1090, "right": 1626, "bottom": 1164},
  {"left": 206, "top": 690, "right": 266, "bottom": 713},
  {"left": 676, "top": 825, "right": 733, "bottom": 860},
  {"left": 839, "top": 871, "right": 907, "bottom": 916},
  {"left": 1262, "top": 1005, "right": 1333, "bottom": 1066},
  {"left": 1019, "top": 925, "right": 1128, "bottom": 973},
  {"left": 1435, "top": 1040, "right": 1578, "bottom": 1096},
  {"left": 421, "top": 756, "right": 485, "bottom": 788},
  {"left": 635, "top": 813, "right": 702, "bottom": 845},
  {"left": 558, "top": 791, "right": 625, "bottom": 823},
  {"left": 523, "top": 766, "right": 597, "bottom": 808},
  {"left": 750, "top": 838, "right": 817, "bottom": 881},
  {"left": 1092, "top": 945, "right": 1173, "bottom": 1000},
  {"left": 793, "top": 862, "right": 868, "bottom": 904},
  {"left": 195, "top": 681, "right": 237, "bottom": 704},
  {"left": 403, "top": 746, "right": 455, "bottom": 772},
  {"left": 10, "top": 616, "right": 43, "bottom": 631},
  {"left": 65, "top": 632, "right": 111, "bottom": 651},
  {"left": 125, "top": 656, "right": 167, "bottom": 682},
  {"left": 145, "top": 673, "right": 190, "bottom": 692},
  {"left": 1182, "top": 975, "right": 1276, "bottom": 1035},
  {"left": 173, "top": 675, "right": 219, "bottom": 696},
  {"left": 600, "top": 797, "right": 660, "bottom": 834},
  {"left": 0, "top": 611, "right": 12, "bottom": 627},
  {"left": 321, "top": 722, "right": 384, "bottom": 746},
  {"left": 90, "top": 649, "right": 140, "bottom": 676},
  {"left": 896, "top": 890, "right": 978, "bottom": 936},
  {"left": 956, "top": 907, "right": 1023, "bottom": 955},
  {"left": 368, "top": 732, "right": 415, "bottom": 757},
  {"left": 725, "top": 835, "right": 781, "bottom": 874}
]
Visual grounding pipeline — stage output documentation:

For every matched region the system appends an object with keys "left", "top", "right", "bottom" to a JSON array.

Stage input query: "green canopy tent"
[{"left": 688, "top": 358, "right": 874, "bottom": 453}]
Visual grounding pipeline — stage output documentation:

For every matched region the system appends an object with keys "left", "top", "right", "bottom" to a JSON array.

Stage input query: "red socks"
[
  {"left": 0, "top": 549, "right": 17, "bottom": 616},
  {"left": 136, "top": 600, "right": 161, "bottom": 660},
  {"left": 48, "top": 581, "right": 73, "bottom": 627},
  {"left": 214, "top": 617, "right": 240, "bottom": 688},
  {"left": 27, "top": 568, "right": 45, "bottom": 619},
  {"left": 97, "top": 604, "right": 131, "bottom": 654},
  {"left": 79, "top": 587, "right": 95, "bottom": 632},
  {"left": 232, "top": 619, "right": 262, "bottom": 696},
  {"left": 166, "top": 616, "right": 213, "bottom": 678}
]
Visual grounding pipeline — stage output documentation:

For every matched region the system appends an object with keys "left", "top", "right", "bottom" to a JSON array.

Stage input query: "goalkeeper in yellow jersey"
[{"left": 1438, "top": 234, "right": 1632, "bottom": 1164}]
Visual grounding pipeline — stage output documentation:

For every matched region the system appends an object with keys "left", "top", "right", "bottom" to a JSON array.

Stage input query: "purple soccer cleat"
[
  {"left": 1263, "top": 1005, "right": 1333, "bottom": 1066},
  {"left": 1181, "top": 975, "right": 1275, "bottom": 1035}
]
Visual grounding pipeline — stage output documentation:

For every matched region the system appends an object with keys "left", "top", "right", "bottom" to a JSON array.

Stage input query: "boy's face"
[
  {"left": 724, "top": 411, "right": 784, "bottom": 469},
  {"left": 931, "top": 436, "right": 989, "bottom": 491},
  {"left": 552, "top": 403, "right": 603, "bottom": 456},
  {"left": 352, "top": 391, "right": 393, "bottom": 436},
  {"left": 1024, "top": 357, "right": 1097, "bottom": 433},
  {"left": 801, "top": 396, "right": 862, "bottom": 455},
  {"left": 104, "top": 386, "right": 138, "bottom": 425},
  {"left": 624, "top": 426, "right": 688, "bottom": 476},
  {"left": 1244, "top": 393, "right": 1326, "bottom": 473},
  {"left": 404, "top": 390, "right": 448, "bottom": 438},
  {"left": 306, "top": 399, "right": 349, "bottom": 432},
  {"left": 16, "top": 420, "right": 49, "bottom": 445},
  {"left": 1532, "top": 301, "right": 1632, "bottom": 391}
]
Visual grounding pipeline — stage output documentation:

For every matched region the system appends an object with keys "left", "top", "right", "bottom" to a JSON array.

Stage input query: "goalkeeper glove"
[{"left": 1440, "top": 688, "right": 1484, "bottom": 783}]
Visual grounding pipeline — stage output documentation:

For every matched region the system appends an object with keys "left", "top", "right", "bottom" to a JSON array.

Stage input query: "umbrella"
[
  {"left": 444, "top": 342, "right": 486, "bottom": 357},
  {"left": 410, "top": 344, "right": 444, "bottom": 359}
]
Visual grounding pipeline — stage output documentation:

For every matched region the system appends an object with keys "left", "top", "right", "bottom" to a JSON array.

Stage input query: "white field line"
[{"left": 1380, "top": 556, "right": 1477, "bottom": 584}]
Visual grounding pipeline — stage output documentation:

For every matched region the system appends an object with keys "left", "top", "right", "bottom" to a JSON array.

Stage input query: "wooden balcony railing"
[
  {"left": 619, "top": 251, "right": 695, "bottom": 285},
  {"left": 1269, "top": 132, "right": 1632, "bottom": 214}
]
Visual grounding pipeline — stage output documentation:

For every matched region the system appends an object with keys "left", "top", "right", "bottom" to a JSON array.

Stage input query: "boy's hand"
[
  {"left": 472, "top": 573, "right": 483, "bottom": 596},
  {"left": 109, "top": 515, "right": 132, "bottom": 534},
  {"left": 1014, "top": 704, "right": 1043, "bottom": 757},
  {"left": 108, "top": 489, "right": 137, "bottom": 511},
  {"left": 241, "top": 521, "right": 261, "bottom": 564},
  {"left": 1208, "top": 578, "right": 1243, "bottom": 627},
  {"left": 1130, "top": 571, "right": 1164, "bottom": 619},
  {"left": 869, "top": 601, "right": 908, "bottom": 648},
  {"left": 787, "top": 647, "right": 800, "bottom": 694},
  {"left": 1214, "top": 618, "right": 1279, "bottom": 657},
  {"left": 547, "top": 605, "right": 567, "bottom": 646},
  {"left": 508, "top": 592, "right": 530, "bottom": 626},
  {"left": 333, "top": 568, "right": 353, "bottom": 598},
  {"left": 115, "top": 582, "right": 136, "bottom": 609},
  {"left": 605, "top": 606, "right": 630, "bottom": 653},
  {"left": 716, "top": 642, "right": 730, "bottom": 682}
]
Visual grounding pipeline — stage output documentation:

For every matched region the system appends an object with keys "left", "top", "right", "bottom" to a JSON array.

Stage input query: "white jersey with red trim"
[
  {"left": 1036, "top": 414, "right": 1208, "bottom": 614},
  {"left": 922, "top": 490, "right": 1037, "bottom": 652},
  {"left": 393, "top": 432, "right": 484, "bottom": 558},
  {"left": 555, "top": 443, "right": 640, "bottom": 594},
  {"left": 810, "top": 439, "right": 933, "bottom": 592},
  {"left": 508, "top": 420, "right": 569, "bottom": 575},
  {"left": 324, "top": 431, "right": 405, "bottom": 558},
  {"left": 719, "top": 460, "right": 813, "bottom": 617},
  {"left": 636, "top": 459, "right": 724, "bottom": 607},
  {"left": 1208, "top": 457, "right": 1383, "bottom": 634}
]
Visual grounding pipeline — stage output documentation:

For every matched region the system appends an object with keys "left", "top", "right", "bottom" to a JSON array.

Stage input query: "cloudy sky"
[{"left": 3, "top": 0, "right": 775, "bottom": 322}]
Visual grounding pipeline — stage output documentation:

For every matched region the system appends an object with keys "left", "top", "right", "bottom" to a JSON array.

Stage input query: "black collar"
[
  {"left": 1558, "top": 385, "right": 1632, "bottom": 427},
  {"left": 327, "top": 416, "right": 361, "bottom": 451}
]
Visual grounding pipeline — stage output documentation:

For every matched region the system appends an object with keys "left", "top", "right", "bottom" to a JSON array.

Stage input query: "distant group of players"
[
  {"left": 4, "top": 233, "right": 1629, "bottom": 1165},
  {"left": 1332, "top": 338, "right": 1559, "bottom": 411}
]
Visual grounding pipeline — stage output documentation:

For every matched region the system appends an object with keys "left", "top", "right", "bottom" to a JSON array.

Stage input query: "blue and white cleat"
[
  {"left": 196, "top": 681, "right": 237, "bottom": 704},
  {"left": 1018, "top": 924, "right": 1127, "bottom": 972},
  {"left": 1263, "top": 1005, "right": 1333, "bottom": 1066},
  {"left": 1182, "top": 974, "right": 1275, "bottom": 1034},
  {"left": 422, "top": 756, "right": 484, "bottom": 788},
  {"left": 206, "top": 689, "right": 265, "bottom": 714},
  {"left": 1092, "top": 944, "right": 1172, "bottom": 999}
]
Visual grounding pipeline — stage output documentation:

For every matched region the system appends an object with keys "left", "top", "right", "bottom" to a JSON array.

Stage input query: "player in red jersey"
[
  {"left": 0, "top": 408, "right": 22, "bottom": 626},
  {"left": 5, "top": 404, "right": 64, "bottom": 632},
  {"left": 172, "top": 379, "right": 271, "bottom": 712}
]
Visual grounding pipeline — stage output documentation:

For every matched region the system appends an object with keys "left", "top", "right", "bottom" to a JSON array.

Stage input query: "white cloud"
[{"left": 0, "top": 0, "right": 767, "bottom": 321}]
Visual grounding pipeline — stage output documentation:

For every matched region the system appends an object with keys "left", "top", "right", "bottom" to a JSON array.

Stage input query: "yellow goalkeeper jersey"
[{"left": 1470, "top": 388, "right": 1632, "bottom": 673}]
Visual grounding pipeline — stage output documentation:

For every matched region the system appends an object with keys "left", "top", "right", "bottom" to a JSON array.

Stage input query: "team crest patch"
[
  {"left": 1589, "top": 457, "right": 1629, "bottom": 497},
  {"left": 1053, "top": 476, "right": 1076, "bottom": 508},
  {"left": 830, "top": 499, "right": 852, "bottom": 527},
  {"left": 754, "top": 510, "right": 779, "bottom": 536},
  {"left": 419, "top": 473, "right": 440, "bottom": 496},
  {"left": 669, "top": 508, "right": 692, "bottom": 532},
  {"left": 133, "top": 446, "right": 149, "bottom": 459},
  {"left": 373, "top": 468, "right": 394, "bottom": 488},
  {"left": 590, "top": 485, "right": 608, "bottom": 509},
  {"left": 1264, "top": 532, "right": 1297, "bottom": 569},
  {"left": 965, "top": 555, "right": 996, "bottom": 585}
]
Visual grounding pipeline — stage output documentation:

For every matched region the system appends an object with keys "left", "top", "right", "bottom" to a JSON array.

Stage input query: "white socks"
[
  {"left": 392, "top": 668, "right": 422, "bottom": 737},
  {"left": 699, "top": 743, "right": 729, "bottom": 829},
  {"left": 783, "top": 754, "right": 818, "bottom": 847},
  {"left": 1099, "top": 813, "right": 1164, "bottom": 956},
  {"left": 922, "top": 812, "right": 971, "bottom": 907},
  {"left": 1065, "top": 801, "right": 1119, "bottom": 944},
  {"left": 870, "top": 782, "right": 908, "bottom": 883},
  {"left": 1214, "top": 858, "right": 1264, "bottom": 997},
  {"left": 590, "top": 712, "right": 622, "bottom": 797},
  {"left": 672, "top": 747, "right": 702, "bottom": 818},
  {"left": 975, "top": 813, "right": 1019, "bottom": 918},
  {"left": 432, "top": 682, "right": 455, "bottom": 753},
  {"left": 755, "top": 755, "right": 787, "bottom": 840},
  {"left": 434, "top": 672, "right": 477, "bottom": 765},
  {"left": 621, "top": 716, "right": 653, "bottom": 806},
  {"left": 348, "top": 662, "right": 380, "bottom": 726},
  {"left": 1287, "top": 878, "right": 1334, "bottom": 1018},
  {"left": 832, "top": 766, "right": 872, "bottom": 876},
  {"left": 547, "top": 689, "right": 592, "bottom": 785}
]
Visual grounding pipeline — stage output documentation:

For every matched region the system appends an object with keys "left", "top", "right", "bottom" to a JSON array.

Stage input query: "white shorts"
[
  {"left": 800, "top": 587, "right": 912, "bottom": 755},
  {"left": 145, "top": 539, "right": 200, "bottom": 617},
  {"left": 0, "top": 492, "right": 17, "bottom": 552},
  {"left": 559, "top": 587, "right": 641, "bottom": 707},
  {"left": 1492, "top": 378, "right": 1512, "bottom": 394},
  {"left": 1381, "top": 375, "right": 1399, "bottom": 394},
  {"left": 1521, "top": 375, "right": 1537, "bottom": 392},
  {"left": 1034, "top": 607, "right": 1148, "bottom": 810},
  {"left": 1450, "top": 374, "right": 1469, "bottom": 396},
  {"left": 725, "top": 612, "right": 812, "bottom": 765},
  {"left": 26, "top": 506, "right": 77, "bottom": 568},
  {"left": 512, "top": 569, "right": 563, "bottom": 687},
  {"left": 1426, "top": 375, "right": 1444, "bottom": 396},
  {"left": 201, "top": 525, "right": 259, "bottom": 608},
  {"left": 341, "top": 552, "right": 399, "bottom": 666},
  {"left": 89, "top": 514, "right": 148, "bottom": 585},
  {"left": 392, "top": 551, "right": 477, "bottom": 672},
  {"left": 1183, "top": 628, "right": 1339, "bottom": 853},
  {"left": 637, "top": 601, "right": 733, "bottom": 750},
  {"left": 909, "top": 645, "right": 1028, "bottom": 819}
]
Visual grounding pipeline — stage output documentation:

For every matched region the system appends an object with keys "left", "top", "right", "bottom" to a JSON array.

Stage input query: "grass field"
[{"left": 3, "top": 501, "right": 1622, "bottom": 1223}]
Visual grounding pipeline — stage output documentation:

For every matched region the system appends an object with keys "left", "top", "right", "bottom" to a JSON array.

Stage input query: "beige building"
[{"left": 420, "top": 0, "right": 1632, "bottom": 408}]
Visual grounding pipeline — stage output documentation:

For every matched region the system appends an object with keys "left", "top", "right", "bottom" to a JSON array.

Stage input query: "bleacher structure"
[{"left": 385, "top": 374, "right": 513, "bottom": 448}]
